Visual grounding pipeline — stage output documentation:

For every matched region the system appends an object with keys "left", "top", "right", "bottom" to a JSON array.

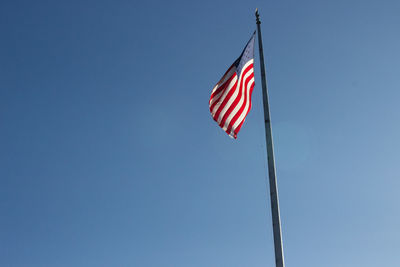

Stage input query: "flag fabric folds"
[{"left": 209, "top": 32, "right": 256, "bottom": 139}]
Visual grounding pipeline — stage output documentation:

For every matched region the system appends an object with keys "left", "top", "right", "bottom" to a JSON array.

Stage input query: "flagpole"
[{"left": 255, "top": 9, "right": 285, "bottom": 267}]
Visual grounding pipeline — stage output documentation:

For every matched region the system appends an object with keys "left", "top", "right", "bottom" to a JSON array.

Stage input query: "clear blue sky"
[{"left": 1, "top": 0, "right": 400, "bottom": 266}]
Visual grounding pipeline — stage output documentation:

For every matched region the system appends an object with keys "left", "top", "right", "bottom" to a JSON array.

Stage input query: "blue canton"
[{"left": 235, "top": 32, "right": 256, "bottom": 75}]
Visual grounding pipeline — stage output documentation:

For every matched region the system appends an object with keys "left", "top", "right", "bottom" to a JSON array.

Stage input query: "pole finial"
[{"left": 255, "top": 8, "right": 261, "bottom": 24}]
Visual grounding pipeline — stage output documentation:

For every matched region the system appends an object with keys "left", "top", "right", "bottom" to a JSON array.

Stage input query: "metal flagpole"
[{"left": 255, "top": 9, "right": 285, "bottom": 267}]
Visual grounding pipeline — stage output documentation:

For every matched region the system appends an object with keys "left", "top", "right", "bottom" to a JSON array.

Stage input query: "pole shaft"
[{"left": 255, "top": 9, "right": 285, "bottom": 267}]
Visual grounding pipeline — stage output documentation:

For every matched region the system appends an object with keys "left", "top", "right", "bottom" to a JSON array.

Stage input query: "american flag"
[{"left": 209, "top": 32, "right": 256, "bottom": 139}]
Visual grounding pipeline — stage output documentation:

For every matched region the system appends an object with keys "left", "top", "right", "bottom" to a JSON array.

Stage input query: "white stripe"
[
  {"left": 223, "top": 74, "right": 254, "bottom": 131},
  {"left": 210, "top": 66, "right": 236, "bottom": 95},
  {"left": 215, "top": 60, "right": 254, "bottom": 123},
  {"left": 231, "top": 77, "right": 255, "bottom": 131},
  {"left": 209, "top": 67, "right": 237, "bottom": 108},
  {"left": 210, "top": 75, "right": 238, "bottom": 117},
  {"left": 209, "top": 90, "right": 223, "bottom": 107},
  {"left": 218, "top": 68, "right": 254, "bottom": 125},
  {"left": 228, "top": 79, "right": 255, "bottom": 136},
  {"left": 221, "top": 69, "right": 254, "bottom": 129}
]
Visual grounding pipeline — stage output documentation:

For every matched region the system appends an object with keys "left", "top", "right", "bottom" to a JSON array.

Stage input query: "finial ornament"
[{"left": 255, "top": 8, "right": 261, "bottom": 24}]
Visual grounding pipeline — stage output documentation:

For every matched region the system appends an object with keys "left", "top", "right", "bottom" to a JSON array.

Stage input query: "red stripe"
[
  {"left": 214, "top": 64, "right": 253, "bottom": 124},
  {"left": 226, "top": 75, "right": 255, "bottom": 135},
  {"left": 218, "top": 64, "right": 254, "bottom": 129},
  {"left": 209, "top": 64, "right": 235, "bottom": 100},
  {"left": 211, "top": 75, "right": 240, "bottom": 122},
  {"left": 224, "top": 69, "right": 254, "bottom": 133},
  {"left": 231, "top": 82, "right": 255, "bottom": 138},
  {"left": 209, "top": 73, "right": 236, "bottom": 111}
]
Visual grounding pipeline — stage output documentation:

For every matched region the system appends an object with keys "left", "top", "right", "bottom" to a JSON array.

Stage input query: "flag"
[{"left": 209, "top": 32, "right": 256, "bottom": 139}]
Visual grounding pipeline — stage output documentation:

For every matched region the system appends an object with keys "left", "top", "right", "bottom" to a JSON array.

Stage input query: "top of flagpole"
[{"left": 255, "top": 8, "right": 261, "bottom": 25}]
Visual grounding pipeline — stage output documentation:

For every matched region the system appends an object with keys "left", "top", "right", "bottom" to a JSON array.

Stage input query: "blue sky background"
[{"left": 1, "top": 0, "right": 400, "bottom": 266}]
